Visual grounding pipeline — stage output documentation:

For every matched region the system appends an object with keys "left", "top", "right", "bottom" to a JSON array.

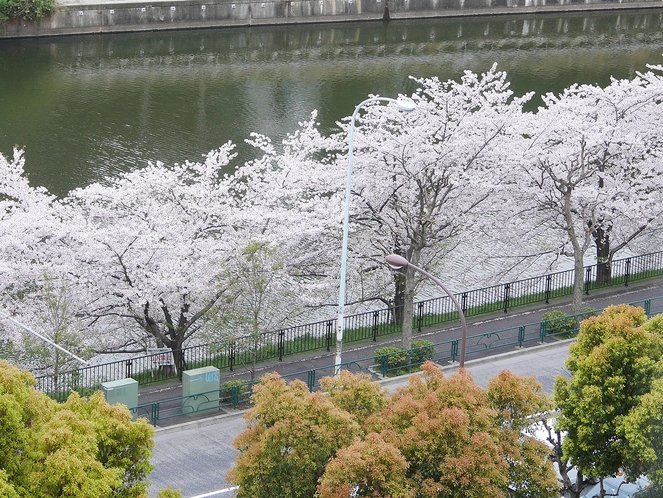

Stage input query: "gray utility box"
[
  {"left": 101, "top": 378, "right": 138, "bottom": 411},
  {"left": 182, "top": 366, "right": 220, "bottom": 415}
]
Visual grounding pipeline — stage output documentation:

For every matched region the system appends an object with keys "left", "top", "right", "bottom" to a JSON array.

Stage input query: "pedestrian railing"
[
  {"left": 34, "top": 251, "right": 663, "bottom": 402},
  {"left": 129, "top": 295, "right": 663, "bottom": 426}
]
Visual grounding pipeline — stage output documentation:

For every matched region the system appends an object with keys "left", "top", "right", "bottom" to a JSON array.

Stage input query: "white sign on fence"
[{"left": 147, "top": 348, "right": 175, "bottom": 367}]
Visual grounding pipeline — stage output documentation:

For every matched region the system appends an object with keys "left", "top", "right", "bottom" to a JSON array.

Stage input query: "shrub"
[
  {"left": 156, "top": 487, "right": 184, "bottom": 498},
  {"left": 374, "top": 347, "right": 408, "bottom": 372},
  {"left": 219, "top": 380, "right": 250, "bottom": 406},
  {"left": 411, "top": 339, "right": 435, "bottom": 364},
  {"left": 542, "top": 310, "right": 577, "bottom": 337},
  {"left": 543, "top": 308, "right": 598, "bottom": 338},
  {"left": 0, "top": 0, "right": 56, "bottom": 21}
]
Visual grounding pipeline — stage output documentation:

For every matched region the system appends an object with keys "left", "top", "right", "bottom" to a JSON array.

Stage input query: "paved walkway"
[{"left": 147, "top": 278, "right": 663, "bottom": 497}]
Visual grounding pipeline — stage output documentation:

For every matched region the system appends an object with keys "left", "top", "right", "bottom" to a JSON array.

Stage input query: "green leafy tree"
[
  {"left": 319, "top": 370, "right": 388, "bottom": 428},
  {"left": 231, "top": 366, "right": 558, "bottom": 498},
  {"left": 227, "top": 373, "right": 362, "bottom": 498},
  {"left": 554, "top": 305, "right": 663, "bottom": 497},
  {"left": 209, "top": 240, "right": 303, "bottom": 380},
  {"left": 487, "top": 371, "right": 559, "bottom": 498},
  {"left": 317, "top": 432, "right": 414, "bottom": 498},
  {"left": 0, "top": 359, "right": 156, "bottom": 498}
]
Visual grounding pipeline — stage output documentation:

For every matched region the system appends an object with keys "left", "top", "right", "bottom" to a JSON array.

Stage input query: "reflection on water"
[{"left": 1, "top": 12, "right": 662, "bottom": 195}]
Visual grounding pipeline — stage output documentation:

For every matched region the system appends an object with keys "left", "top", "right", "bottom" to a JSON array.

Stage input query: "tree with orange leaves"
[{"left": 228, "top": 365, "right": 559, "bottom": 498}]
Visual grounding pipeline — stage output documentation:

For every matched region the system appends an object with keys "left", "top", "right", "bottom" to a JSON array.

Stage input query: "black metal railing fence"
[{"left": 35, "top": 250, "right": 663, "bottom": 401}]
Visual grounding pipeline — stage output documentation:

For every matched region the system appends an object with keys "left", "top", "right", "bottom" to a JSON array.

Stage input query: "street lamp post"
[
  {"left": 384, "top": 254, "right": 467, "bottom": 368},
  {"left": 335, "top": 97, "right": 416, "bottom": 375}
]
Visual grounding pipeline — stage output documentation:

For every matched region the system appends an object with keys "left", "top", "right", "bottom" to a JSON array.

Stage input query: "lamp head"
[
  {"left": 385, "top": 254, "right": 409, "bottom": 270},
  {"left": 396, "top": 100, "right": 416, "bottom": 112}
]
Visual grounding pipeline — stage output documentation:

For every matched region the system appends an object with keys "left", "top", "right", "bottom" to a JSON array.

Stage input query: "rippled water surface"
[{"left": 1, "top": 11, "right": 663, "bottom": 195}]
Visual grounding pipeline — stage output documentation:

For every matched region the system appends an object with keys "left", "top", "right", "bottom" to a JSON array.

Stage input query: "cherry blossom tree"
[
  {"left": 54, "top": 145, "right": 246, "bottom": 364},
  {"left": 0, "top": 150, "right": 91, "bottom": 374},
  {"left": 231, "top": 112, "right": 342, "bottom": 309},
  {"left": 1, "top": 145, "right": 257, "bottom": 372},
  {"left": 330, "top": 65, "right": 531, "bottom": 348},
  {"left": 0, "top": 149, "right": 60, "bottom": 288},
  {"left": 507, "top": 73, "right": 663, "bottom": 313}
]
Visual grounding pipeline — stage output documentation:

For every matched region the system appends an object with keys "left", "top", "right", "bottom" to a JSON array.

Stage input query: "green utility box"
[
  {"left": 182, "top": 366, "right": 220, "bottom": 415},
  {"left": 101, "top": 378, "right": 138, "bottom": 413}
]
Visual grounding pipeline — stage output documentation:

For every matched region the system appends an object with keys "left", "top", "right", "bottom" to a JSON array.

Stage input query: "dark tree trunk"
[
  {"left": 392, "top": 270, "right": 406, "bottom": 326},
  {"left": 595, "top": 225, "right": 612, "bottom": 286},
  {"left": 170, "top": 347, "right": 186, "bottom": 380}
]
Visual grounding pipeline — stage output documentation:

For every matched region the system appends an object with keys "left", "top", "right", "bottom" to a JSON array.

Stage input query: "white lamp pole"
[
  {"left": 335, "top": 97, "right": 416, "bottom": 375},
  {"left": 0, "top": 309, "right": 90, "bottom": 365},
  {"left": 384, "top": 254, "right": 467, "bottom": 368}
]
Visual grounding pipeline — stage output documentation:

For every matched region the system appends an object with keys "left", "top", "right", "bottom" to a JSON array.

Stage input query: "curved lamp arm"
[{"left": 384, "top": 254, "right": 466, "bottom": 368}]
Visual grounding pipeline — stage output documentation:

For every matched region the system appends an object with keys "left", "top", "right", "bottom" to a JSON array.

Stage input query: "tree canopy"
[
  {"left": 554, "top": 305, "right": 663, "bottom": 496},
  {"left": 228, "top": 365, "right": 560, "bottom": 498},
  {"left": 2, "top": 64, "right": 663, "bottom": 372},
  {"left": 0, "top": 359, "right": 155, "bottom": 497}
]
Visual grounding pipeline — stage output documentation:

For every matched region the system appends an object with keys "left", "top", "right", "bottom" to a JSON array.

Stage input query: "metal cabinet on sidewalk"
[
  {"left": 182, "top": 366, "right": 220, "bottom": 415},
  {"left": 101, "top": 378, "right": 139, "bottom": 414}
]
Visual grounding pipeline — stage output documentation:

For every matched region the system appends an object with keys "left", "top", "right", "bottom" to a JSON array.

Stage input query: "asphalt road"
[{"left": 148, "top": 279, "right": 663, "bottom": 498}]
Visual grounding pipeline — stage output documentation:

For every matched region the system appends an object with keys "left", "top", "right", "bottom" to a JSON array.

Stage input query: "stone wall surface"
[{"left": 1, "top": 0, "right": 662, "bottom": 38}]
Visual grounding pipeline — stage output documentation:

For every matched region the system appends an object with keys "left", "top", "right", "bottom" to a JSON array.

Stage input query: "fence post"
[
  {"left": 152, "top": 402, "right": 159, "bottom": 427},
  {"left": 326, "top": 320, "right": 333, "bottom": 352},
  {"left": 461, "top": 293, "right": 468, "bottom": 316},
  {"left": 503, "top": 283, "right": 510, "bottom": 313},
  {"left": 585, "top": 266, "right": 592, "bottom": 295},
  {"left": 540, "top": 321, "right": 547, "bottom": 343},
  {"left": 278, "top": 330, "right": 285, "bottom": 361},
  {"left": 372, "top": 311, "right": 379, "bottom": 341},
  {"left": 417, "top": 302, "right": 424, "bottom": 332},
  {"left": 232, "top": 385, "right": 240, "bottom": 409},
  {"left": 229, "top": 343, "right": 235, "bottom": 372},
  {"left": 625, "top": 258, "right": 631, "bottom": 287},
  {"left": 125, "top": 360, "right": 132, "bottom": 379},
  {"left": 177, "top": 349, "right": 185, "bottom": 381},
  {"left": 451, "top": 340, "right": 459, "bottom": 364},
  {"left": 644, "top": 299, "right": 651, "bottom": 317},
  {"left": 518, "top": 326, "right": 525, "bottom": 348},
  {"left": 545, "top": 275, "right": 552, "bottom": 304},
  {"left": 381, "top": 355, "right": 389, "bottom": 376},
  {"left": 307, "top": 370, "right": 316, "bottom": 391}
]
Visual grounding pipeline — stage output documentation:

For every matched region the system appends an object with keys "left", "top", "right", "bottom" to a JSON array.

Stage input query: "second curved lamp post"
[{"left": 384, "top": 254, "right": 467, "bottom": 368}]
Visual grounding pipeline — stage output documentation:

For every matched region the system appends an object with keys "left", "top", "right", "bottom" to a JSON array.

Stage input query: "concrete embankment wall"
[{"left": 1, "top": 0, "right": 662, "bottom": 38}]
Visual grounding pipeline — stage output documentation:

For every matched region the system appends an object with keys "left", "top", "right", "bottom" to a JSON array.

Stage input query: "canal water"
[{"left": 1, "top": 10, "right": 663, "bottom": 196}]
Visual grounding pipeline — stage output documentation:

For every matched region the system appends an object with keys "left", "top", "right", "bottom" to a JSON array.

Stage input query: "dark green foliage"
[
  {"left": 0, "top": 0, "right": 55, "bottom": 21},
  {"left": 219, "top": 380, "right": 250, "bottom": 407},
  {"left": 542, "top": 308, "right": 598, "bottom": 338},
  {"left": 374, "top": 341, "right": 435, "bottom": 376},
  {"left": 542, "top": 310, "right": 577, "bottom": 336},
  {"left": 374, "top": 347, "right": 408, "bottom": 373},
  {"left": 410, "top": 339, "right": 435, "bottom": 364}
]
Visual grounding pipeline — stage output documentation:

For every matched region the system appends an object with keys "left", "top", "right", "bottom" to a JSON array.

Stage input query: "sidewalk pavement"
[{"left": 147, "top": 278, "right": 663, "bottom": 497}]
